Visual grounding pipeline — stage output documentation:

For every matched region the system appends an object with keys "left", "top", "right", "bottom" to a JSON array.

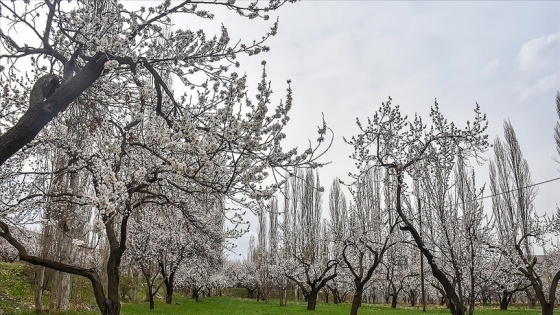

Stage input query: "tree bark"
[
  {"left": 541, "top": 303, "right": 554, "bottom": 315},
  {"left": 0, "top": 52, "right": 107, "bottom": 166},
  {"left": 350, "top": 290, "right": 363, "bottom": 315},
  {"left": 33, "top": 266, "right": 45, "bottom": 313},
  {"left": 165, "top": 280, "right": 174, "bottom": 304},
  {"left": 499, "top": 291, "right": 512, "bottom": 311},
  {"left": 307, "top": 290, "right": 318, "bottom": 311},
  {"left": 58, "top": 272, "right": 71, "bottom": 311},
  {"left": 391, "top": 293, "right": 398, "bottom": 308}
]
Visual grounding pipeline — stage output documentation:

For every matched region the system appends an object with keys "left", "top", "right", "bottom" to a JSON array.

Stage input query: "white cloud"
[
  {"left": 520, "top": 71, "right": 560, "bottom": 101},
  {"left": 517, "top": 33, "right": 560, "bottom": 73},
  {"left": 481, "top": 58, "right": 504, "bottom": 76}
]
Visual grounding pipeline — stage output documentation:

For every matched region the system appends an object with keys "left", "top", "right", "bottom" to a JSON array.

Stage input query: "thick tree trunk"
[
  {"left": 165, "top": 282, "right": 174, "bottom": 304},
  {"left": 410, "top": 296, "right": 416, "bottom": 306},
  {"left": 350, "top": 290, "right": 363, "bottom": 315},
  {"left": 391, "top": 294, "right": 398, "bottom": 308},
  {"left": 541, "top": 303, "right": 554, "bottom": 315},
  {"left": 105, "top": 254, "right": 122, "bottom": 313},
  {"left": 163, "top": 272, "right": 175, "bottom": 304},
  {"left": 307, "top": 290, "right": 318, "bottom": 311},
  {"left": 102, "top": 214, "right": 129, "bottom": 315},
  {"left": 499, "top": 292, "right": 511, "bottom": 310},
  {"left": 0, "top": 52, "right": 107, "bottom": 166}
]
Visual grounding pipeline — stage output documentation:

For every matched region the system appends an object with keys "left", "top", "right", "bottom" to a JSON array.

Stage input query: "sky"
[
  {"left": 5, "top": 1, "right": 558, "bottom": 258},
  {"left": 199, "top": 1, "right": 560, "bottom": 259}
]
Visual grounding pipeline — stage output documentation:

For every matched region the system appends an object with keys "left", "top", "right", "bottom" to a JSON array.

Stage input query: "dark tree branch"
[{"left": 0, "top": 52, "right": 108, "bottom": 167}]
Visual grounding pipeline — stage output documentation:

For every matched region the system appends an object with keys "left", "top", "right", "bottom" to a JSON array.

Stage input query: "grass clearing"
[
  {"left": 120, "top": 297, "right": 543, "bottom": 315},
  {"left": 0, "top": 262, "right": 548, "bottom": 315},
  {"left": 5, "top": 292, "right": 548, "bottom": 315}
]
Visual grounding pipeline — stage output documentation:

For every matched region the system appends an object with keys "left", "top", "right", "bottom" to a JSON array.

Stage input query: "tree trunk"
[
  {"left": 132, "top": 270, "right": 138, "bottom": 302},
  {"left": 541, "top": 303, "right": 554, "bottom": 315},
  {"left": 103, "top": 301, "right": 121, "bottom": 315},
  {"left": 448, "top": 301, "right": 466, "bottom": 315},
  {"left": 105, "top": 258, "right": 122, "bottom": 313},
  {"left": 247, "top": 288, "right": 255, "bottom": 299},
  {"left": 391, "top": 293, "right": 398, "bottom": 308},
  {"left": 34, "top": 267, "right": 45, "bottom": 313},
  {"left": 163, "top": 274, "right": 174, "bottom": 304},
  {"left": 307, "top": 290, "right": 318, "bottom": 310},
  {"left": 329, "top": 287, "right": 341, "bottom": 304},
  {"left": 350, "top": 290, "right": 363, "bottom": 315},
  {"left": 58, "top": 272, "right": 71, "bottom": 311},
  {"left": 165, "top": 283, "right": 174, "bottom": 304},
  {"left": 526, "top": 289, "right": 536, "bottom": 309},
  {"left": 279, "top": 287, "right": 285, "bottom": 306},
  {"left": 103, "top": 215, "right": 128, "bottom": 315},
  {"left": 50, "top": 272, "right": 59, "bottom": 311},
  {"left": 192, "top": 287, "right": 201, "bottom": 302},
  {"left": 499, "top": 291, "right": 511, "bottom": 310},
  {"left": 145, "top": 277, "right": 155, "bottom": 310}
]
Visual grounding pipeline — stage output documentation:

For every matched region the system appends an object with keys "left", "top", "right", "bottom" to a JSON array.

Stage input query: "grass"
[
  {"left": 114, "top": 297, "right": 545, "bottom": 315},
  {"left": 0, "top": 262, "right": 549, "bottom": 315},
  {"left": 0, "top": 262, "right": 35, "bottom": 315},
  {"left": 5, "top": 290, "right": 548, "bottom": 315}
]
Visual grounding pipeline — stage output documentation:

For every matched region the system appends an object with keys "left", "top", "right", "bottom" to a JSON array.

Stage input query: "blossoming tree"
[
  {"left": 346, "top": 97, "right": 489, "bottom": 315},
  {"left": 0, "top": 1, "right": 330, "bottom": 314}
]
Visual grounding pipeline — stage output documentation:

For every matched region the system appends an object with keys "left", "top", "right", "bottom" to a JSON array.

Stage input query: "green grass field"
[
  {"left": 0, "top": 262, "right": 548, "bottom": 315},
  {"left": 9, "top": 296, "right": 543, "bottom": 315},
  {"left": 120, "top": 297, "right": 543, "bottom": 315}
]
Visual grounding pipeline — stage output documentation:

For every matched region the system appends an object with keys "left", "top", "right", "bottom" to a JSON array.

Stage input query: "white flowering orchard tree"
[
  {"left": 175, "top": 246, "right": 224, "bottom": 302},
  {"left": 346, "top": 97, "right": 489, "bottom": 315},
  {"left": 225, "top": 259, "right": 259, "bottom": 298},
  {"left": 415, "top": 156, "right": 489, "bottom": 315},
  {"left": 483, "top": 254, "right": 531, "bottom": 310},
  {"left": 126, "top": 199, "right": 224, "bottom": 309},
  {"left": 0, "top": 1, "right": 332, "bottom": 315}
]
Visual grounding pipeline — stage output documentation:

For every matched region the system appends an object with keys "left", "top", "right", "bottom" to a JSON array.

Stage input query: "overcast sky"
[{"left": 179, "top": 1, "right": 560, "bottom": 258}]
